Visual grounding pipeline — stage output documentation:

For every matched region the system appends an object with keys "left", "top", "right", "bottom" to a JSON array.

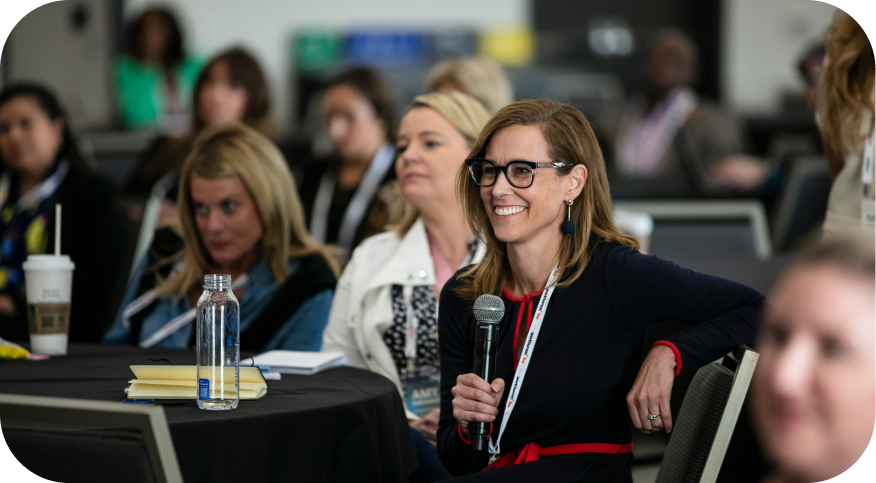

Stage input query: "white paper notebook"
[{"left": 246, "top": 351, "right": 347, "bottom": 375}]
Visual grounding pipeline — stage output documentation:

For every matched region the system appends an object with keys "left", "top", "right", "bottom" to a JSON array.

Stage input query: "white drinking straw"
[{"left": 54, "top": 204, "right": 61, "bottom": 256}]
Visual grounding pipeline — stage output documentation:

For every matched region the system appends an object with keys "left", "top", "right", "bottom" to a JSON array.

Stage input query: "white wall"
[
  {"left": 7, "top": 0, "right": 116, "bottom": 128},
  {"left": 124, "top": 0, "right": 531, "bottom": 130},
  {"left": 722, "top": 0, "right": 837, "bottom": 115}
]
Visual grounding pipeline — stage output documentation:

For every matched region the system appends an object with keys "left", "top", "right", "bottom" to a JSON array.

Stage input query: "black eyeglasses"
[{"left": 465, "top": 159, "right": 574, "bottom": 189}]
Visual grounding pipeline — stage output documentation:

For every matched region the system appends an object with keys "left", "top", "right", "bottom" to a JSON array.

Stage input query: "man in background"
[{"left": 612, "top": 29, "right": 766, "bottom": 191}]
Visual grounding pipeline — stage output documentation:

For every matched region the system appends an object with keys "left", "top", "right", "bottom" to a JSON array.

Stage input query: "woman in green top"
[{"left": 115, "top": 8, "right": 202, "bottom": 132}]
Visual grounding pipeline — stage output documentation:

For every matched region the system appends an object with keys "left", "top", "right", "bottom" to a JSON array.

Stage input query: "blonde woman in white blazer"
[{"left": 323, "top": 91, "right": 490, "bottom": 480}]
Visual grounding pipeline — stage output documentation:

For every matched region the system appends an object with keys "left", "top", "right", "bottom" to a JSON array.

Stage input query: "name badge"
[
  {"left": 403, "top": 370, "right": 440, "bottom": 418},
  {"left": 861, "top": 199, "right": 875, "bottom": 228}
]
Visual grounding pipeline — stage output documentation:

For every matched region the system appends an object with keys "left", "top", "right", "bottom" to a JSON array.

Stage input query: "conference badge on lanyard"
[{"left": 487, "top": 262, "right": 562, "bottom": 461}]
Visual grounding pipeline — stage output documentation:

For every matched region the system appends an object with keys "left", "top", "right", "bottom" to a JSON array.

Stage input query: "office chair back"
[
  {"left": 655, "top": 347, "right": 759, "bottom": 483},
  {"left": 614, "top": 200, "right": 772, "bottom": 260},
  {"left": 771, "top": 156, "right": 831, "bottom": 253},
  {"left": 0, "top": 394, "right": 183, "bottom": 483}
]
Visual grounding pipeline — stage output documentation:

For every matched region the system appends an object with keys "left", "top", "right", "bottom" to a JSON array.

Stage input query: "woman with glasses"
[
  {"left": 323, "top": 91, "right": 490, "bottom": 482},
  {"left": 438, "top": 100, "right": 765, "bottom": 481}
]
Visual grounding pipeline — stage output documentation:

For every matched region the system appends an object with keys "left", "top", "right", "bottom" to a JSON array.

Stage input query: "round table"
[{"left": 0, "top": 344, "right": 417, "bottom": 483}]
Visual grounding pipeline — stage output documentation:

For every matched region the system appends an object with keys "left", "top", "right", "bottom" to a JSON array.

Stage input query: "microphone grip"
[{"left": 471, "top": 322, "right": 499, "bottom": 451}]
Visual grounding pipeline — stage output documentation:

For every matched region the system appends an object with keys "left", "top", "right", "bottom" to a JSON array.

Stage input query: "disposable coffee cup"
[{"left": 22, "top": 255, "right": 75, "bottom": 355}]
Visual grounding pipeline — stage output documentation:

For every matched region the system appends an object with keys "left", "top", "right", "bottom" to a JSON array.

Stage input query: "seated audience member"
[
  {"left": 323, "top": 91, "right": 490, "bottom": 482},
  {"left": 124, "top": 47, "right": 273, "bottom": 202},
  {"left": 298, "top": 68, "right": 397, "bottom": 262},
  {"left": 612, "top": 29, "right": 765, "bottom": 191},
  {"left": 0, "top": 84, "right": 122, "bottom": 343},
  {"left": 439, "top": 100, "right": 764, "bottom": 480},
  {"left": 105, "top": 123, "right": 336, "bottom": 351},
  {"left": 752, "top": 236, "right": 874, "bottom": 483},
  {"left": 425, "top": 57, "right": 513, "bottom": 115},
  {"left": 115, "top": 7, "right": 203, "bottom": 132},
  {"left": 797, "top": 43, "right": 825, "bottom": 111},
  {"left": 817, "top": 11, "right": 874, "bottom": 237}
]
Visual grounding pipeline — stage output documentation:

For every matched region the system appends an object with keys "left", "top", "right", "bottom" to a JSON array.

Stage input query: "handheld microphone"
[{"left": 471, "top": 294, "right": 505, "bottom": 451}]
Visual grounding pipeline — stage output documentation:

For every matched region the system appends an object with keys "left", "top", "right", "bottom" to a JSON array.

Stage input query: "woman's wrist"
[{"left": 651, "top": 343, "right": 678, "bottom": 370}]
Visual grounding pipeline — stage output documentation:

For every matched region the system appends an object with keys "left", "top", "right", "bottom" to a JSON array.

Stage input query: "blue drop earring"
[{"left": 561, "top": 200, "right": 575, "bottom": 235}]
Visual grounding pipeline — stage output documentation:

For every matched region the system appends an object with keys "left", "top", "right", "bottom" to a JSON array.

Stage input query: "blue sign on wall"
[{"left": 343, "top": 30, "right": 427, "bottom": 66}]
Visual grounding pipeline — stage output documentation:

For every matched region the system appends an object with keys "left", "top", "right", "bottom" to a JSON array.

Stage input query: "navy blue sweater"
[{"left": 437, "top": 242, "right": 765, "bottom": 481}]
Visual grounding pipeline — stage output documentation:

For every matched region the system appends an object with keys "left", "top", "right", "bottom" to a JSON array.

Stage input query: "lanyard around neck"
[
  {"left": 488, "top": 261, "right": 562, "bottom": 458},
  {"left": 0, "top": 161, "right": 70, "bottom": 216},
  {"left": 123, "top": 266, "right": 250, "bottom": 348},
  {"left": 309, "top": 144, "right": 395, "bottom": 256}
]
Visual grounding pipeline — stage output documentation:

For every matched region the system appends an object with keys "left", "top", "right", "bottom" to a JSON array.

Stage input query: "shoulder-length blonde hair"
[
  {"left": 820, "top": 11, "right": 875, "bottom": 155},
  {"left": 425, "top": 57, "right": 513, "bottom": 115},
  {"left": 156, "top": 123, "right": 336, "bottom": 297},
  {"left": 393, "top": 90, "right": 491, "bottom": 237},
  {"left": 455, "top": 100, "right": 638, "bottom": 303}
]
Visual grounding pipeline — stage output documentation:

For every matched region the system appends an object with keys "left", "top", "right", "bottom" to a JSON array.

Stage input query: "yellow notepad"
[{"left": 127, "top": 365, "right": 267, "bottom": 400}]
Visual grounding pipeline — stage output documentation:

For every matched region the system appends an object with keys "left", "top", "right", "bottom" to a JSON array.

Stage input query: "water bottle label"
[
  {"left": 225, "top": 310, "right": 238, "bottom": 348},
  {"left": 198, "top": 378, "right": 209, "bottom": 400}
]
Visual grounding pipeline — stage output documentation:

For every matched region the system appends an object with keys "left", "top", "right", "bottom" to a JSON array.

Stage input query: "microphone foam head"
[{"left": 473, "top": 294, "right": 505, "bottom": 323}]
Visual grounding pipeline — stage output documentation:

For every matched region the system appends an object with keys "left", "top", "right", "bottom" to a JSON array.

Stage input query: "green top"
[{"left": 114, "top": 55, "right": 204, "bottom": 129}]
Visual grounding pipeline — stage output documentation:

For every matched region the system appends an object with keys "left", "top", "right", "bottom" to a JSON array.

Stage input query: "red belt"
[{"left": 486, "top": 441, "right": 634, "bottom": 470}]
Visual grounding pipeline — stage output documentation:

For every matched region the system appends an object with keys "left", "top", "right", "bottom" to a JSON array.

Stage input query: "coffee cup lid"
[{"left": 22, "top": 255, "right": 75, "bottom": 271}]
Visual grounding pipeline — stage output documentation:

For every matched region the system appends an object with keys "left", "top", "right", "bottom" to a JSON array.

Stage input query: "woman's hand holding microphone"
[{"left": 451, "top": 374, "right": 505, "bottom": 438}]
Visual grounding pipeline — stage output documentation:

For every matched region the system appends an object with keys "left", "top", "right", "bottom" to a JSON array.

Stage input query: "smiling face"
[
  {"left": 479, "top": 124, "right": 586, "bottom": 249},
  {"left": 751, "top": 264, "right": 875, "bottom": 481},
  {"left": 0, "top": 96, "right": 63, "bottom": 177},
  {"left": 197, "top": 61, "right": 249, "bottom": 128},
  {"left": 190, "top": 174, "right": 263, "bottom": 268},
  {"left": 395, "top": 106, "right": 470, "bottom": 210}
]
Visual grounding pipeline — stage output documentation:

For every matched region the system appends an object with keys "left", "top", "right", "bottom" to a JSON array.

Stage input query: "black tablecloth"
[{"left": 0, "top": 344, "right": 417, "bottom": 483}]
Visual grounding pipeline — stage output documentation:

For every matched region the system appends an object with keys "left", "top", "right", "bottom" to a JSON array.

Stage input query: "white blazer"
[{"left": 322, "top": 218, "right": 484, "bottom": 419}]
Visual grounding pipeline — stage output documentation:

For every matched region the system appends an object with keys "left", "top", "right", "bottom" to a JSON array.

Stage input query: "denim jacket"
[{"left": 104, "top": 256, "right": 333, "bottom": 351}]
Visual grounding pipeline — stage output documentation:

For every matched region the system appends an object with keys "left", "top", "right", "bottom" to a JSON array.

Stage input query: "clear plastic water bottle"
[{"left": 196, "top": 274, "right": 240, "bottom": 410}]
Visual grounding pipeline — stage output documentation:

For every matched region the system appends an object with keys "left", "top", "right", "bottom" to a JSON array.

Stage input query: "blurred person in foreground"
[
  {"left": 612, "top": 29, "right": 766, "bottom": 191},
  {"left": 439, "top": 100, "right": 764, "bottom": 480},
  {"left": 323, "top": 91, "right": 490, "bottom": 482},
  {"left": 817, "top": 11, "right": 874, "bottom": 238},
  {"left": 752, "top": 235, "right": 874, "bottom": 483},
  {"left": 115, "top": 7, "right": 203, "bottom": 132},
  {"left": 124, "top": 47, "right": 273, "bottom": 211},
  {"left": 105, "top": 123, "right": 336, "bottom": 351},
  {"left": 424, "top": 57, "right": 514, "bottom": 115},
  {"left": 0, "top": 84, "right": 122, "bottom": 343}
]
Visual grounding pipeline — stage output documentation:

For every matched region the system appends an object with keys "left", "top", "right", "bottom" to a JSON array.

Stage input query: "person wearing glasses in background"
[
  {"left": 323, "top": 91, "right": 490, "bottom": 482},
  {"left": 438, "top": 100, "right": 765, "bottom": 481}
]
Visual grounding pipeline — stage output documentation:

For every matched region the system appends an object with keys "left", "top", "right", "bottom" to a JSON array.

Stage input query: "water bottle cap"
[{"left": 204, "top": 274, "right": 232, "bottom": 289}]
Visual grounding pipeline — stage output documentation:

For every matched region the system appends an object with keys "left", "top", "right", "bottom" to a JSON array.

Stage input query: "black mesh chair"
[
  {"left": 655, "top": 346, "right": 759, "bottom": 483},
  {"left": 770, "top": 155, "right": 831, "bottom": 253},
  {"left": 0, "top": 394, "right": 182, "bottom": 483}
]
